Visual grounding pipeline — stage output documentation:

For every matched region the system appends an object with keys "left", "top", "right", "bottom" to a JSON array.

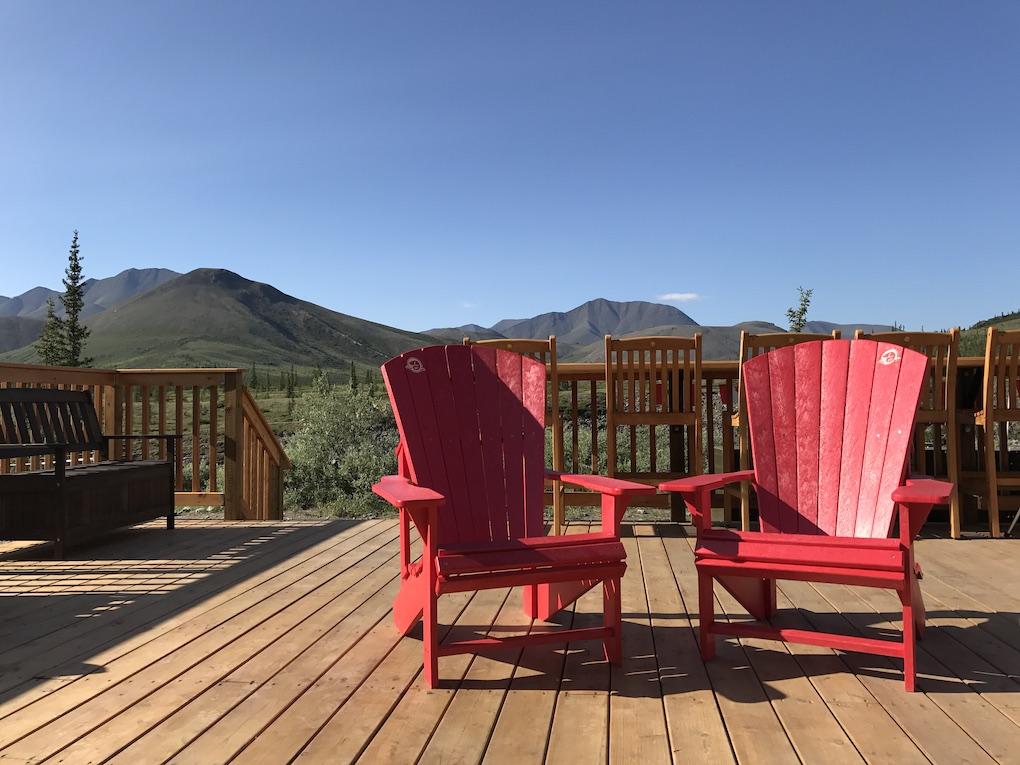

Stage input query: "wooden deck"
[{"left": 0, "top": 519, "right": 1018, "bottom": 764}]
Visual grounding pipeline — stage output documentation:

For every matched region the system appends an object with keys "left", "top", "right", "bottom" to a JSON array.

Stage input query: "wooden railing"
[
  {"left": 0, "top": 363, "right": 289, "bottom": 520},
  {"left": 555, "top": 361, "right": 739, "bottom": 515}
]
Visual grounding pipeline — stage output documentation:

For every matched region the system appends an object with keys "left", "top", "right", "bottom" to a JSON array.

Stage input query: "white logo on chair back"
[
  {"left": 405, "top": 357, "right": 426, "bottom": 374},
  {"left": 879, "top": 348, "right": 901, "bottom": 366}
]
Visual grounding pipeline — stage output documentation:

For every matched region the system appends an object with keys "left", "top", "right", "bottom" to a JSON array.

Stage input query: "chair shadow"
[
  {"left": 424, "top": 604, "right": 1020, "bottom": 698},
  {"left": 0, "top": 520, "right": 361, "bottom": 708}
]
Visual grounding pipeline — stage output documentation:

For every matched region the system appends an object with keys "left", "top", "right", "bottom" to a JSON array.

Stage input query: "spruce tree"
[
  {"left": 60, "top": 230, "right": 92, "bottom": 366},
  {"left": 349, "top": 360, "right": 358, "bottom": 391},
  {"left": 785, "top": 286, "right": 813, "bottom": 333},
  {"left": 35, "top": 297, "right": 67, "bottom": 366}
]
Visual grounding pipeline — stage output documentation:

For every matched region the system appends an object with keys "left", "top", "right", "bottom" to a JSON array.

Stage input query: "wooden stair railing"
[
  {"left": 0, "top": 363, "right": 289, "bottom": 521},
  {"left": 240, "top": 386, "right": 291, "bottom": 520}
]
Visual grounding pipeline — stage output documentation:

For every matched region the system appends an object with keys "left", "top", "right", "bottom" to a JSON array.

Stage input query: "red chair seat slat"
[
  {"left": 438, "top": 538, "right": 625, "bottom": 579},
  {"left": 696, "top": 528, "right": 904, "bottom": 572}
]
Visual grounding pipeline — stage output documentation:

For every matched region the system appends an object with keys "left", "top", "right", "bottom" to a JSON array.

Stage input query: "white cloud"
[
  {"left": 461, "top": 301, "right": 477, "bottom": 309},
  {"left": 657, "top": 292, "right": 701, "bottom": 303}
]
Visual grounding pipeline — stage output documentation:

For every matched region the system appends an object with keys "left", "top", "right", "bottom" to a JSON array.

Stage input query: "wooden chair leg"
[
  {"left": 947, "top": 421, "right": 961, "bottom": 539},
  {"left": 603, "top": 576, "right": 622, "bottom": 665},
  {"left": 983, "top": 425, "right": 1001, "bottom": 538},
  {"left": 698, "top": 571, "right": 716, "bottom": 660}
]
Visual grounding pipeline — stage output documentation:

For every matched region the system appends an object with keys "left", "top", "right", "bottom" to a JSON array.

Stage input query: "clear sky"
[{"left": 1, "top": 2, "right": 1017, "bottom": 332}]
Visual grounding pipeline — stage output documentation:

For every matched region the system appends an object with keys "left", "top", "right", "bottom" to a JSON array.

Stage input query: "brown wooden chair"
[
  {"left": 464, "top": 336, "right": 565, "bottom": 533},
  {"left": 731, "top": 330, "right": 840, "bottom": 529},
  {"left": 855, "top": 329, "right": 961, "bottom": 537},
  {"left": 604, "top": 334, "right": 703, "bottom": 520},
  {"left": 975, "top": 327, "right": 1020, "bottom": 537}
]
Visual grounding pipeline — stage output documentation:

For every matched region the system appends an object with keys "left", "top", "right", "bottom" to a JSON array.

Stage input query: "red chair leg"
[
  {"left": 901, "top": 590, "right": 917, "bottom": 692},
  {"left": 698, "top": 571, "right": 716, "bottom": 661},
  {"left": 910, "top": 569, "right": 926, "bottom": 640},
  {"left": 764, "top": 577, "right": 777, "bottom": 619},
  {"left": 422, "top": 535, "right": 440, "bottom": 688},
  {"left": 603, "top": 576, "right": 622, "bottom": 665}
]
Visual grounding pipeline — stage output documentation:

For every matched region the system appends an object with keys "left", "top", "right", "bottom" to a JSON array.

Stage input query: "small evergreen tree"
[
  {"left": 349, "top": 360, "right": 358, "bottom": 391},
  {"left": 785, "top": 286, "right": 813, "bottom": 333},
  {"left": 250, "top": 363, "right": 259, "bottom": 391},
  {"left": 35, "top": 298, "right": 67, "bottom": 366},
  {"left": 61, "top": 230, "right": 92, "bottom": 366},
  {"left": 286, "top": 364, "right": 297, "bottom": 418}
]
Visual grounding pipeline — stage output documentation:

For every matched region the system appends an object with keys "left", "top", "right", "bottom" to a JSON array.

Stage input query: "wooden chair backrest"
[
  {"left": 736, "top": 331, "right": 839, "bottom": 416},
  {"left": 982, "top": 327, "right": 1020, "bottom": 421},
  {"left": 382, "top": 345, "right": 547, "bottom": 546},
  {"left": 742, "top": 339, "right": 927, "bottom": 538},
  {"left": 604, "top": 335, "right": 702, "bottom": 427},
  {"left": 0, "top": 388, "right": 106, "bottom": 453},
  {"left": 854, "top": 329, "right": 959, "bottom": 417}
]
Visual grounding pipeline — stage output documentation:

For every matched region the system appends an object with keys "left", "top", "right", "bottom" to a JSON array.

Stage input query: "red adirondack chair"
[
  {"left": 373, "top": 345, "right": 656, "bottom": 687},
  {"left": 660, "top": 339, "right": 952, "bottom": 691}
]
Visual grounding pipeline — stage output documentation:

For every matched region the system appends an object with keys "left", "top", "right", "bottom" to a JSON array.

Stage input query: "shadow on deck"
[{"left": 0, "top": 519, "right": 1017, "bottom": 764}]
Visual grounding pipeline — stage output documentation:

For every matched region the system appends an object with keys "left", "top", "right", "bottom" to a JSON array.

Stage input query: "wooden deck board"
[{"left": 0, "top": 519, "right": 1018, "bottom": 764}]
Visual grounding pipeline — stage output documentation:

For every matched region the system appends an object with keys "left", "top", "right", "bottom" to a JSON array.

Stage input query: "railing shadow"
[{"left": 0, "top": 520, "right": 364, "bottom": 710}]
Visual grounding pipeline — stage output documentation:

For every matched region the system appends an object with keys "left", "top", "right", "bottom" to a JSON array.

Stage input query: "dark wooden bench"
[{"left": 0, "top": 388, "right": 177, "bottom": 558}]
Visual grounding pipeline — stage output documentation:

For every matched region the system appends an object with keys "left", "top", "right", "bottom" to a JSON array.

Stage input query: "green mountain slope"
[
  {"left": 961, "top": 309, "right": 1020, "bottom": 356},
  {"left": 1, "top": 268, "right": 433, "bottom": 370},
  {"left": 0, "top": 317, "right": 45, "bottom": 353}
]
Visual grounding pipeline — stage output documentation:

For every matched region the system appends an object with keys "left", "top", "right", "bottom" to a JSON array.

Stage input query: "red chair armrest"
[
  {"left": 658, "top": 470, "right": 755, "bottom": 495},
  {"left": 557, "top": 474, "right": 658, "bottom": 497},
  {"left": 372, "top": 475, "right": 445, "bottom": 509},
  {"left": 891, "top": 479, "right": 953, "bottom": 506},
  {"left": 893, "top": 479, "right": 953, "bottom": 543}
]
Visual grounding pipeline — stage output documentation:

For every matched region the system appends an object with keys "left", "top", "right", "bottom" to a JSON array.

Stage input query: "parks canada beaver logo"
[{"left": 879, "top": 348, "right": 901, "bottom": 366}]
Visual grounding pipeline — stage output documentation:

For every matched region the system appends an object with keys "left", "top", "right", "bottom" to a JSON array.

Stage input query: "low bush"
[{"left": 284, "top": 375, "right": 397, "bottom": 516}]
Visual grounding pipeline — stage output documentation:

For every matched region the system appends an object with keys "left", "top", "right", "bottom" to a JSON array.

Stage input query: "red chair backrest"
[
  {"left": 382, "top": 345, "right": 547, "bottom": 546},
  {"left": 742, "top": 339, "right": 928, "bottom": 538}
]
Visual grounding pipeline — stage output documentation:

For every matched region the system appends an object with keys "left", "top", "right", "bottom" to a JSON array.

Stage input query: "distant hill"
[
  {"left": 0, "top": 317, "right": 45, "bottom": 353},
  {"left": 428, "top": 323, "right": 506, "bottom": 343},
  {"left": 960, "top": 308, "right": 1020, "bottom": 356},
  {"left": 430, "top": 298, "right": 896, "bottom": 360},
  {"left": 0, "top": 268, "right": 180, "bottom": 320},
  {"left": 491, "top": 298, "right": 698, "bottom": 347},
  {"left": 429, "top": 298, "right": 699, "bottom": 351},
  {"left": 1, "top": 268, "right": 435, "bottom": 369}
]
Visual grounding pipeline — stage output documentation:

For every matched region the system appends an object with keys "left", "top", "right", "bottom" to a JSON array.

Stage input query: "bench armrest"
[{"left": 0, "top": 444, "right": 66, "bottom": 458}]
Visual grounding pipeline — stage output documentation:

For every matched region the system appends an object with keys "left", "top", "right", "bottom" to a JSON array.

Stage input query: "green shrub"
[{"left": 284, "top": 376, "right": 397, "bottom": 516}]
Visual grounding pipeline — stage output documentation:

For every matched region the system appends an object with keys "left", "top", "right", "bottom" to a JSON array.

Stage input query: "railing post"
[
  {"left": 223, "top": 370, "right": 246, "bottom": 520},
  {"left": 102, "top": 384, "right": 119, "bottom": 457}
]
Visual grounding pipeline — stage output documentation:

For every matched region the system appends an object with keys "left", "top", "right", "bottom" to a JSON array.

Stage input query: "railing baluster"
[
  {"left": 209, "top": 385, "right": 219, "bottom": 493},
  {"left": 141, "top": 385, "right": 150, "bottom": 460},
  {"left": 191, "top": 385, "right": 201, "bottom": 493}
]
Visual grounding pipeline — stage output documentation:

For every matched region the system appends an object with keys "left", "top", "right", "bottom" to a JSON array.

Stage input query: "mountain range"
[
  {"left": 0, "top": 268, "right": 180, "bottom": 320},
  {"left": 0, "top": 266, "right": 1004, "bottom": 367},
  {"left": 429, "top": 306, "right": 896, "bottom": 361}
]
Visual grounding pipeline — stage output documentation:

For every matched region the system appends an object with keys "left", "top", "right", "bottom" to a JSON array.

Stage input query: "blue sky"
[{"left": 1, "top": 2, "right": 1017, "bottom": 332}]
